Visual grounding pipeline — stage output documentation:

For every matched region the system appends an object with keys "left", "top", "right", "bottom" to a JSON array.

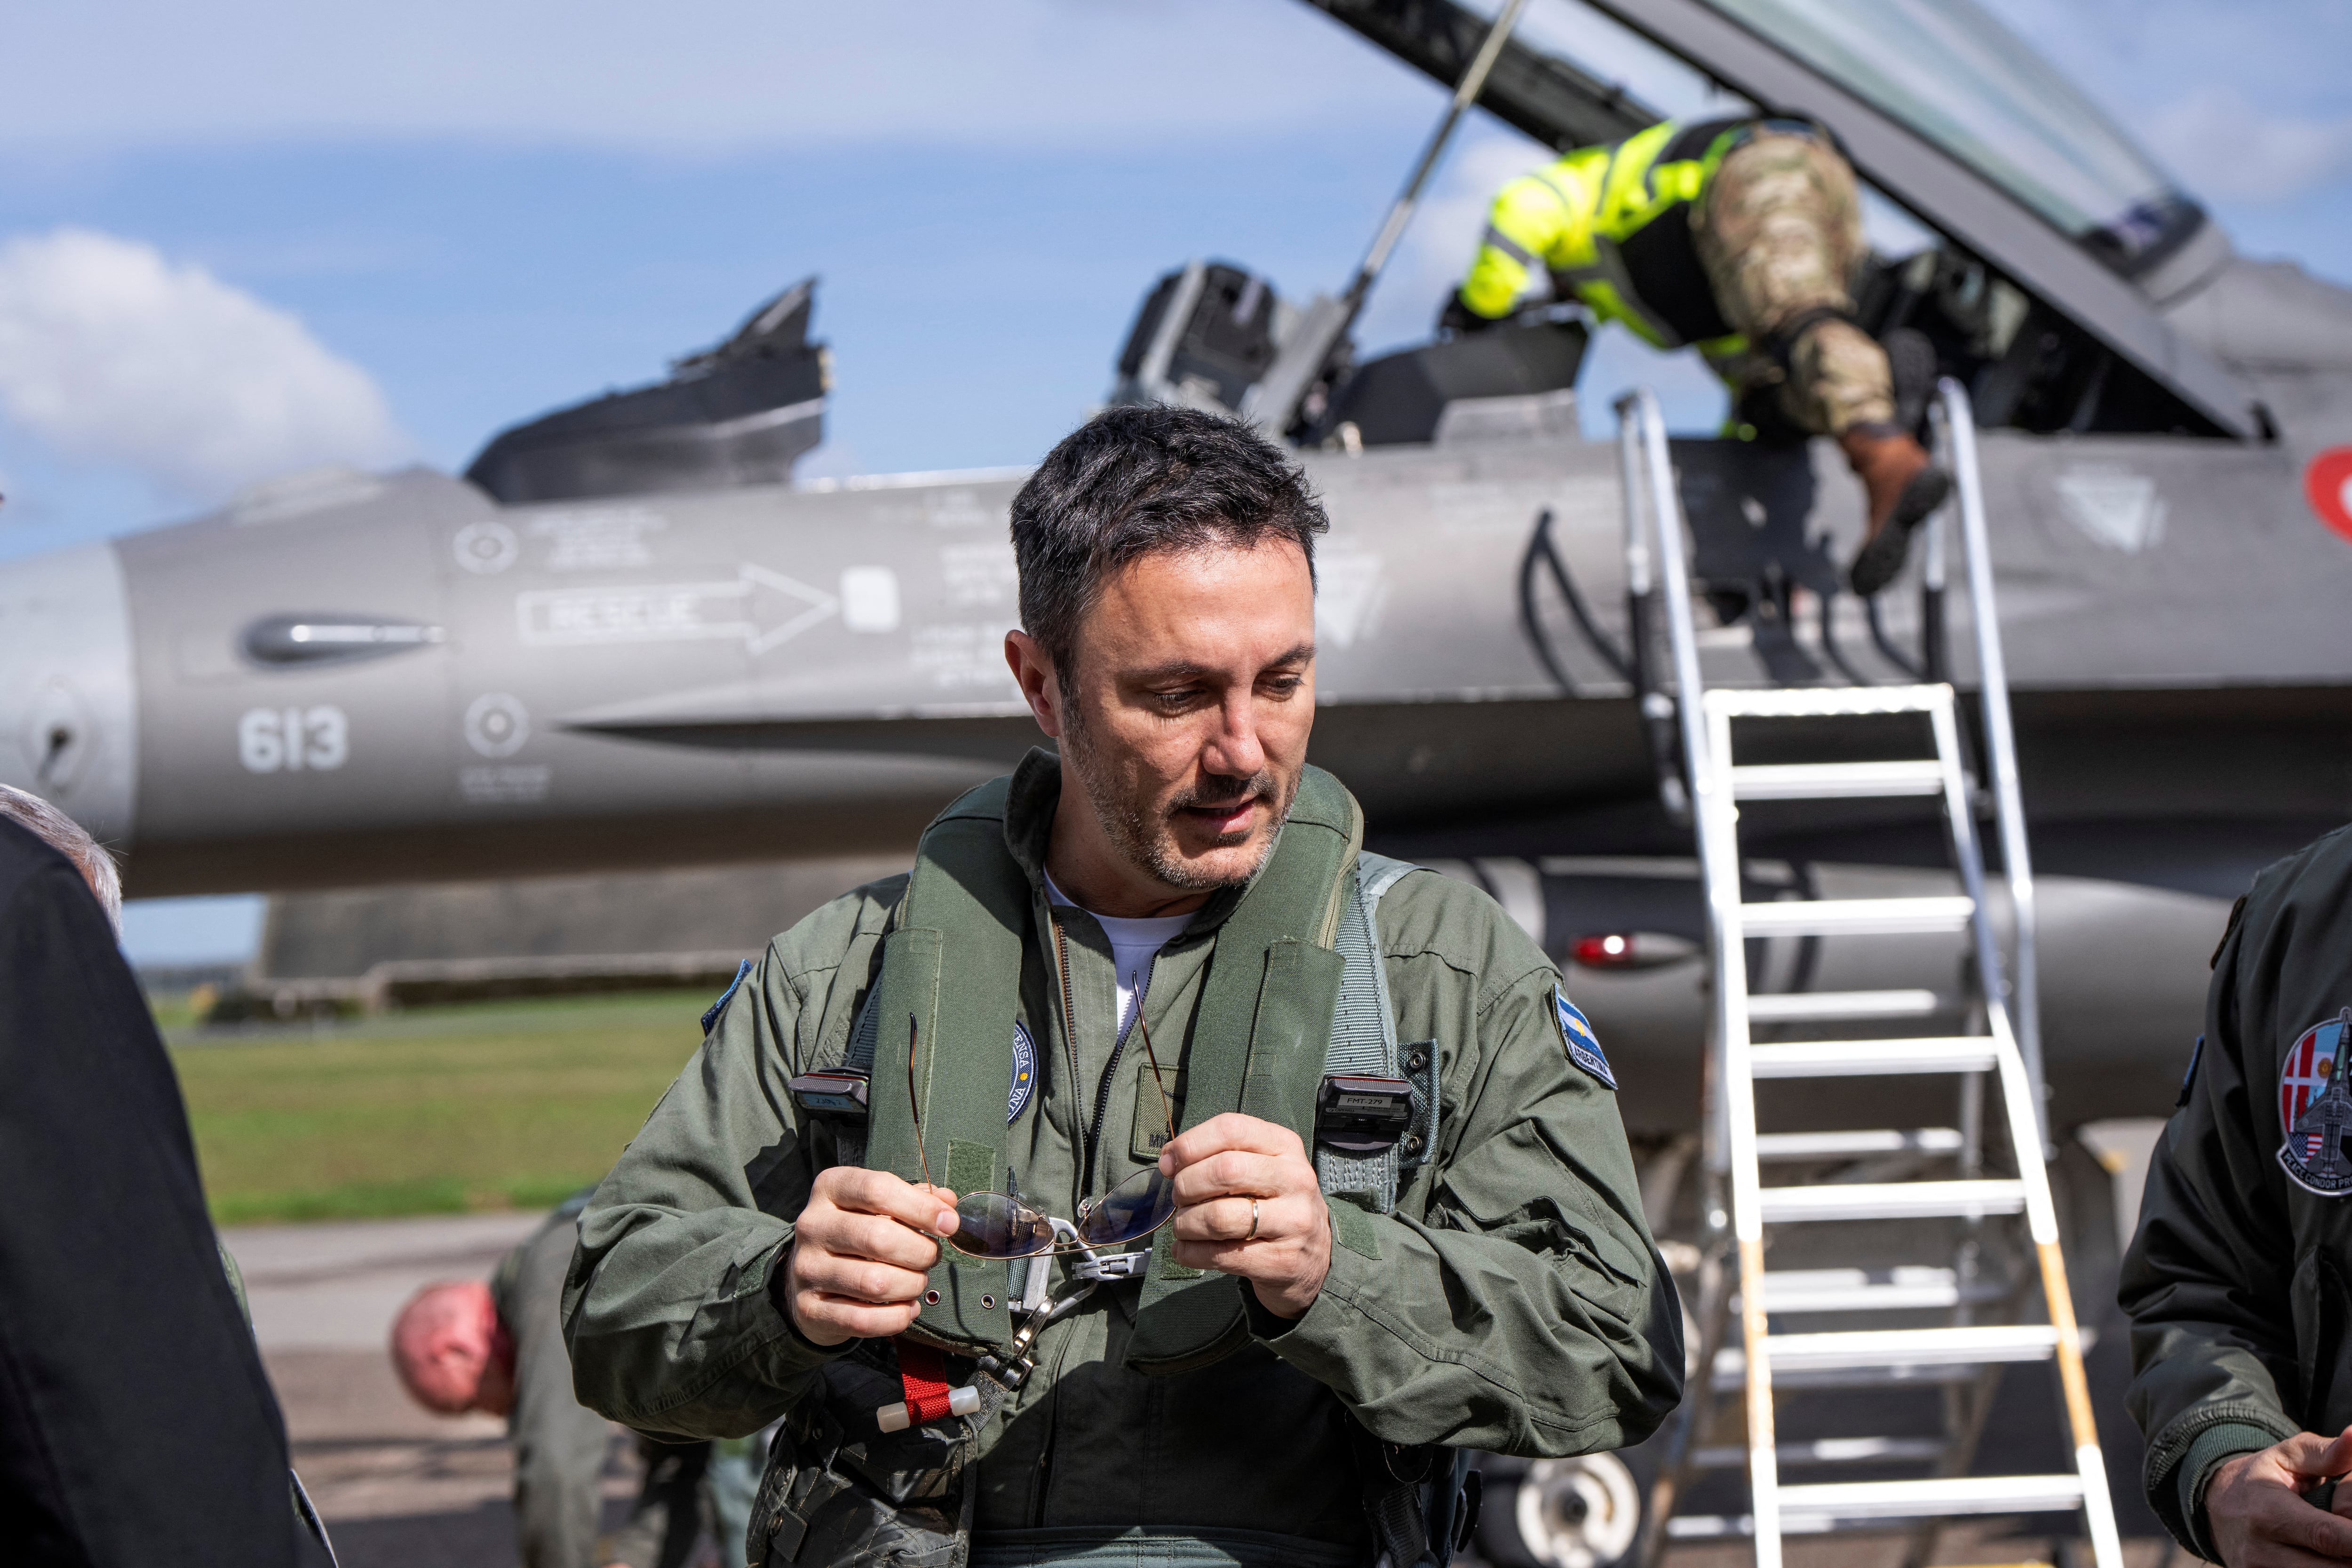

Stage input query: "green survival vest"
[{"left": 839, "top": 761, "right": 1434, "bottom": 1374}]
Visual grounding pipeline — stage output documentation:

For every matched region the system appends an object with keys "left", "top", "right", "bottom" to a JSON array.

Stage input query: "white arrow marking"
[{"left": 514, "top": 565, "right": 839, "bottom": 653}]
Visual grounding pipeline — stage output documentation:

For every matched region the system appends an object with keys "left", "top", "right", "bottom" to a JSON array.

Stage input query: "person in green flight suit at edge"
[
  {"left": 563, "top": 403, "right": 1685, "bottom": 1568},
  {"left": 1441, "top": 115, "right": 1950, "bottom": 598}
]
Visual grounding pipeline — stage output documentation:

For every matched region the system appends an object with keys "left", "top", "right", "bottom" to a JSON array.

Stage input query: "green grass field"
[{"left": 166, "top": 992, "right": 710, "bottom": 1226}]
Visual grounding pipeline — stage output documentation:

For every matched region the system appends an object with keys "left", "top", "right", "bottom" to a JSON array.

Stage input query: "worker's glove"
[{"left": 1435, "top": 293, "right": 1498, "bottom": 339}]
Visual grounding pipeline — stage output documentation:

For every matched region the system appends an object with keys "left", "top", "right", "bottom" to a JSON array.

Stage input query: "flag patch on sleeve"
[
  {"left": 701, "top": 959, "right": 754, "bottom": 1035},
  {"left": 1554, "top": 986, "right": 1615, "bottom": 1089}
]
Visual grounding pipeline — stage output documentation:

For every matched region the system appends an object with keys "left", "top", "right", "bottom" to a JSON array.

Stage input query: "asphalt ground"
[
  {"left": 225, "top": 1212, "right": 682, "bottom": 1568},
  {"left": 228, "top": 1196, "right": 2189, "bottom": 1568}
]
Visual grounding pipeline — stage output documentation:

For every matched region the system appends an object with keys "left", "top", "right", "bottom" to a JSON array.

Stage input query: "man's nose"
[{"left": 1202, "top": 691, "right": 1267, "bottom": 780}]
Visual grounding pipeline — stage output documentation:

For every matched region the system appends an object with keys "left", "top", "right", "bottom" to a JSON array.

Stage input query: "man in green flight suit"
[
  {"left": 1443, "top": 116, "right": 1948, "bottom": 598},
  {"left": 563, "top": 404, "right": 1684, "bottom": 1568},
  {"left": 2121, "top": 824, "right": 2352, "bottom": 1567}
]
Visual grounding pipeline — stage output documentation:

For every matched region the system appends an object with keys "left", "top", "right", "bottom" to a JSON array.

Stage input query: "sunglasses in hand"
[{"left": 905, "top": 1009, "right": 1179, "bottom": 1260}]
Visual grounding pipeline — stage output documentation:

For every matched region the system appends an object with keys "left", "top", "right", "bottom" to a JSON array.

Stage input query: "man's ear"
[{"left": 1005, "top": 630, "right": 1065, "bottom": 739}]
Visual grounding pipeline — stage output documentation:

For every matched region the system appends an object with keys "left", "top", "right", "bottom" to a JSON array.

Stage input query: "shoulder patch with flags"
[
  {"left": 701, "top": 959, "right": 754, "bottom": 1035},
  {"left": 1554, "top": 986, "right": 1615, "bottom": 1089}
]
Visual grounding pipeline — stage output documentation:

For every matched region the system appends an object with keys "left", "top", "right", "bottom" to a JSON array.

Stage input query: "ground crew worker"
[
  {"left": 563, "top": 404, "right": 1683, "bottom": 1568},
  {"left": 393, "top": 1197, "right": 765, "bottom": 1568},
  {"left": 1444, "top": 116, "right": 1949, "bottom": 597},
  {"left": 2120, "top": 822, "right": 2352, "bottom": 1566}
]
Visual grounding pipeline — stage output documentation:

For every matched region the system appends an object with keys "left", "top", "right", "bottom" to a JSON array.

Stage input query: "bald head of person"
[{"left": 389, "top": 1281, "right": 517, "bottom": 1417}]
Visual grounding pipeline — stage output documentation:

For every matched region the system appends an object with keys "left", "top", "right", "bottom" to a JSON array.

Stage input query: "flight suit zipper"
[
  {"left": 1053, "top": 915, "right": 1152, "bottom": 1201},
  {"left": 1042, "top": 911, "right": 1084, "bottom": 1531},
  {"left": 1051, "top": 915, "right": 1083, "bottom": 1206}
]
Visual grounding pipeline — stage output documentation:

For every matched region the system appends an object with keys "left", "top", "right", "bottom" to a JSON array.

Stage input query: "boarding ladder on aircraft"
[{"left": 1614, "top": 382, "right": 2121, "bottom": 1568}]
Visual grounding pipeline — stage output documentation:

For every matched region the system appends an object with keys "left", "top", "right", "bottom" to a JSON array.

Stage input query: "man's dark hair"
[{"left": 1011, "top": 405, "right": 1328, "bottom": 680}]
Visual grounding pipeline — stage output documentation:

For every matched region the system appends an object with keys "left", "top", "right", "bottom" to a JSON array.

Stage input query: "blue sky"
[{"left": 0, "top": 0, "right": 2341, "bottom": 964}]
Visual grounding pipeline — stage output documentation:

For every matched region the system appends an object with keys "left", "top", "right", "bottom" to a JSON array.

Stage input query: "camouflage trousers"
[{"left": 1694, "top": 130, "right": 1893, "bottom": 436}]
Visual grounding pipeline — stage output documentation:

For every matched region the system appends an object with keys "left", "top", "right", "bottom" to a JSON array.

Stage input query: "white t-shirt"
[{"left": 1044, "top": 871, "right": 1194, "bottom": 1036}]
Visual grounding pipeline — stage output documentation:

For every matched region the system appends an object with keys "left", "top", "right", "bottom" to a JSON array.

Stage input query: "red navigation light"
[{"left": 1573, "top": 933, "right": 1635, "bottom": 968}]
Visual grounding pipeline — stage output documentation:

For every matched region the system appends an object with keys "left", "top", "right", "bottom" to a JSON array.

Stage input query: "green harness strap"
[
  {"left": 1126, "top": 765, "right": 1361, "bottom": 1373},
  {"left": 855, "top": 764, "right": 1365, "bottom": 1369},
  {"left": 860, "top": 775, "right": 1027, "bottom": 1355}
]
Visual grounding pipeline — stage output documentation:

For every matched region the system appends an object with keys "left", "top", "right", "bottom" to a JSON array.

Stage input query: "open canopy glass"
[{"left": 1700, "top": 0, "right": 2193, "bottom": 263}]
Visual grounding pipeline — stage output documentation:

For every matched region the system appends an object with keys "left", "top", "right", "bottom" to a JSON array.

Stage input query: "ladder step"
[
  {"left": 1747, "top": 989, "right": 1941, "bottom": 1022},
  {"left": 1757, "top": 1179, "right": 2026, "bottom": 1223},
  {"left": 1740, "top": 896, "right": 1975, "bottom": 936},
  {"left": 1705, "top": 684, "right": 1949, "bottom": 719},
  {"left": 1712, "top": 1346, "right": 1984, "bottom": 1391},
  {"left": 1691, "top": 1436, "right": 1947, "bottom": 1471},
  {"left": 1669, "top": 1514, "right": 1829, "bottom": 1539},
  {"left": 1749, "top": 1038, "right": 1996, "bottom": 1077},
  {"left": 1778, "top": 1474, "right": 2086, "bottom": 1522},
  {"left": 1757, "top": 1266, "right": 2005, "bottom": 1312},
  {"left": 1731, "top": 760, "right": 1947, "bottom": 799},
  {"left": 1764, "top": 1324, "right": 2058, "bottom": 1372},
  {"left": 1755, "top": 1128, "right": 1963, "bottom": 1162}
]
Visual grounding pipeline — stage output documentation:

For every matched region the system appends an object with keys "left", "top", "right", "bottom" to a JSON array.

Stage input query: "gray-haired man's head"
[{"left": 0, "top": 785, "right": 122, "bottom": 932}]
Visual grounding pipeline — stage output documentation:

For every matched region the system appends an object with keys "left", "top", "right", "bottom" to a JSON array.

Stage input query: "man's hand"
[
  {"left": 1159, "top": 1112, "right": 1330, "bottom": 1320},
  {"left": 783, "top": 1168, "right": 959, "bottom": 1346},
  {"left": 2206, "top": 1427, "right": 2352, "bottom": 1568}
]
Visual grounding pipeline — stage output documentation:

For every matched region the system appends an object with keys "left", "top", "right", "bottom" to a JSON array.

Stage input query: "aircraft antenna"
[{"left": 1245, "top": 0, "right": 1530, "bottom": 438}]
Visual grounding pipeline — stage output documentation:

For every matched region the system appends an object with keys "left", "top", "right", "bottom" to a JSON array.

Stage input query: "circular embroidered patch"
[
  {"left": 2279, "top": 1007, "right": 2352, "bottom": 1195},
  {"left": 1009, "top": 1020, "right": 1037, "bottom": 1123}
]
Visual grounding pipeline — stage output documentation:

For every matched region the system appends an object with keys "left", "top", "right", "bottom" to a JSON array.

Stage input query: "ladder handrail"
[
  {"left": 1614, "top": 390, "right": 1732, "bottom": 1177},
  {"left": 1934, "top": 378, "right": 2046, "bottom": 1149},
  {"left": 1613, "top": 387, "right": 2105, "bottom": 1568}
]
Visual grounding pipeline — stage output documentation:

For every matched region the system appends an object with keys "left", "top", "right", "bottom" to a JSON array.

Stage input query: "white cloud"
[
  {"left": 2145, "top": 86, "right": 2352, "bottom": 204},
  {"left": 0, "top": 0, "right": 1431, "bottom": 153},
  {"left": 0, "top": 229, "right": 407, "bottom": 499}
]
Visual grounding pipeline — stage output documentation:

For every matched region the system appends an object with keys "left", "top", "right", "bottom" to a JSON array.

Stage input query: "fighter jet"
[{"left": 3, "top": 0, "right": 2349, "bottom": 1141}]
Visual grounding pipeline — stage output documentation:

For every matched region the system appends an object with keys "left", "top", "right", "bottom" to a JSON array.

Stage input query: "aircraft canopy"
[{"left": 1702, "top": 0, "right": 2189, "bottom": 264}]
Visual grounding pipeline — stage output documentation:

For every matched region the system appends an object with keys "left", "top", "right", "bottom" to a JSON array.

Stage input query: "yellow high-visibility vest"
[{"left": 1462, "top": 117, "right": 1760, "bottom": 363}]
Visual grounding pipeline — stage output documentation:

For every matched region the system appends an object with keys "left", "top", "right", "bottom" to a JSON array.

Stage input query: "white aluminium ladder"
[{"left": 1615, "top": 383, "right": 2121, "bottom": 1568}]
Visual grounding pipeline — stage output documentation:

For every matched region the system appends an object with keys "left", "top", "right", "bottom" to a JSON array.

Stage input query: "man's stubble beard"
[{"left": 1060, "top": 691, "right": 1298, "bottom": 893}]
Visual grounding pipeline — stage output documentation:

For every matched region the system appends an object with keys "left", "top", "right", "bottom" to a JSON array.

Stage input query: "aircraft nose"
[{"left": 0, "top": 541, "right": 141, "bottom": 851}]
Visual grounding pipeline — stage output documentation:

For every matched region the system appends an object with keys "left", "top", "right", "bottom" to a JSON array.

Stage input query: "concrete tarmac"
[
  {"left": 227, "top": 1210, "right": 2184, "bottom": 1568},
  {"left": 224, "top": 1210, "right": 666, "bottom": 1568}
]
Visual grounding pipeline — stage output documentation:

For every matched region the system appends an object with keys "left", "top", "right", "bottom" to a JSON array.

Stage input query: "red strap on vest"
[{"left": 895, "top": 1338, "right": 956, "bottom": 1426}]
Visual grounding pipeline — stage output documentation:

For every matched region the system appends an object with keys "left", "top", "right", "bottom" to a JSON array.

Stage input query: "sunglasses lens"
[
  {"left": 950, "top": 1193, "right": 1055, "bottom": 1259},
  {"left": 1076, "top": 1166, "right": 1177, "bottom": 1249}
]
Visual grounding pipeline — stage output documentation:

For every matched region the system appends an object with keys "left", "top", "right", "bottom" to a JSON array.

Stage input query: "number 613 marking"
[{"left": 239, "top": 706, "right": 349, "bottom": 773}]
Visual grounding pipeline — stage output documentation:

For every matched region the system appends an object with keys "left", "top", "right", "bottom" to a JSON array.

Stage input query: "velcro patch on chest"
[
  {"left": 1555, "top": 986, "right": 1616, "bottom": 1090},
  {"left": 1132, "top": 1067, "right": 1187, "bottom": 1162}
]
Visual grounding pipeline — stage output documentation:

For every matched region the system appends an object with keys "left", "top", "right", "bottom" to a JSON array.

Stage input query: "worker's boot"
[{"left": 1841, "top": 423, "right": 1952, "bottom": 597}]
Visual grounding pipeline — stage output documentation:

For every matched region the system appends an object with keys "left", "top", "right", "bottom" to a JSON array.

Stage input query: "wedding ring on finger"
[{"left": 1245, "top": 1198, "right": 1261, "bottom": 1242}]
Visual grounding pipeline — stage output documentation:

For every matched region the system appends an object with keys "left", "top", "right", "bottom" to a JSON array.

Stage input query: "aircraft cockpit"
[{"left": 1112, "top": 0, "right": 2270, "bottom": 449}]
